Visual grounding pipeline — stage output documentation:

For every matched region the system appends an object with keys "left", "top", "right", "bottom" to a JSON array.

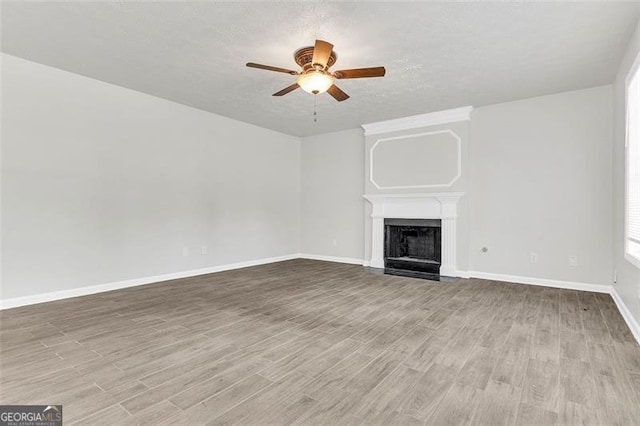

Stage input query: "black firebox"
[{"left": 384, "top": 218, "right": 442, "bottom": 275}]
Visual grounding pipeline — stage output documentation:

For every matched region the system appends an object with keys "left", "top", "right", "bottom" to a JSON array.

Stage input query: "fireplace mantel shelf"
[{"left": 363, "top": 192, "right": 464, "bottom": 200}]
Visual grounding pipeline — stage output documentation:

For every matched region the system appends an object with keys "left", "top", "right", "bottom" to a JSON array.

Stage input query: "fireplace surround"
[{"left": 363, "top": 193, "right": 463, "bottom": 277}]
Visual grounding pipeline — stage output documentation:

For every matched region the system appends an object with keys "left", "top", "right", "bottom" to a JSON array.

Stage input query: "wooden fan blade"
[
  {"left": 327, "top": 84, "right": 349, "bottom": 102},
  {"left": 272, "top": 83, "right": 300, "bottom": 96},
  {"left": 246, "top": 62, "right": 299, "bottom": 75},
  {"left": 333, "top": 67, "right": 386, "bottom": 79},
  {"left": 312, "top": 39, "right": 334, "bottom": 69}
]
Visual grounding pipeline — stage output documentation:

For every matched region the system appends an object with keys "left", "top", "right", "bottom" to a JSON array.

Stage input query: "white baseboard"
[
  {"left": 297, "top": 253, "right": 364, "bottom": 266},
  {"left": 3, "top": 257, "right": 639, "bottom": 346},
  {"left": 465, "top": 270, "right": 640, "bottom": 345},
  {"left": 0, "top": 254, "right": 298, "bottom": 310},
  {"left": 466, "top": 270, "right": 612, "bottom": 294},
  {"left": 455, "top": 270, "right": 471, "bottom": 279},
  {"left": 610, "top": 288, "right": 640, "bottom": 344}
]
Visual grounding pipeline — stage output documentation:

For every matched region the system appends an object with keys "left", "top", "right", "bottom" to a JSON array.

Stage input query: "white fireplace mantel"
[{"left": 363, "top": 192, "right": 464, "bottom": 277}]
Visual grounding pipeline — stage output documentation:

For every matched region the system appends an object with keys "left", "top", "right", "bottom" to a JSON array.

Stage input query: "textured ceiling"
[{"left": 2, "top": 1, "right": 639, "bottom": 137}]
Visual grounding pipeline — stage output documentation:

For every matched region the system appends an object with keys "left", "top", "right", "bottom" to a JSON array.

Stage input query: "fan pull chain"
[{"left": 313, "top": 95, "right": 318, "bottom": 122}]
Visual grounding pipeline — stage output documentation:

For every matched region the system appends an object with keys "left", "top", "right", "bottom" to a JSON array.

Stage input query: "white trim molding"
[
  {"left": 298, "top": 253, "right": 364, "bottom": 265},
  {"left": 465, "top": 270, "right": 640, "bottom": 345},
  {"left": 2, "top": 254, "right": 639, "bottom": 346},
  {"left": 0, "top": 254, "right": 298, "bottom": 310},
  {"left": 466, "top": 270, "right": 612, "bottom": 293},
  {"left": 369, "top": 129, "right": 462, "bottom": 190},
  {"left": 610, "top": 288, "right": 640, "bottom": 344},
  {"left": 361, "top": 106, "right": 473, "bottom": 136},
  {"left": 364, "top": 192, "right": 464, "bottom": 277}
]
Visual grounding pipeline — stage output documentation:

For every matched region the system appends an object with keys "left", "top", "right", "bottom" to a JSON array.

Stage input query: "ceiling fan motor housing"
[{"left": 294, "top": 46, "right": 337, "bottom": 71}]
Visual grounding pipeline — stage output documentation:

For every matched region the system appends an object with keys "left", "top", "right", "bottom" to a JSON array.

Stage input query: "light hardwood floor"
[{"left": 1, "top": 259, "right": 639, "bottom": 425}]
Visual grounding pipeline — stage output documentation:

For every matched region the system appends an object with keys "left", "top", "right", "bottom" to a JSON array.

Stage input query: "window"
[{"left": 626, "top": 55, "right": 640, "bottom": 268}]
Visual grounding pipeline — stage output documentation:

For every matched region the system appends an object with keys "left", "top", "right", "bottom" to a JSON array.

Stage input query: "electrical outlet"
[
  {"left": 182, "top": 247, "right": 189, "bottom": 257},
  {"left": 568, "top": 255, "right": 578, "bottom": 267},
  {"left": 530, "top": 252, "right": 538, "bottom": 264},
  {"left": 332, "top": 239, "right": 338, "bottom": 247},
  {"left": 201, "top": 246, "right": 208, "bottom": 255}
]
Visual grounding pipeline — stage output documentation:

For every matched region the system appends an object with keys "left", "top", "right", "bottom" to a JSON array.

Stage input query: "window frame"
[{"left": 624, "top": 51, "right": 640, "bottom": 269}]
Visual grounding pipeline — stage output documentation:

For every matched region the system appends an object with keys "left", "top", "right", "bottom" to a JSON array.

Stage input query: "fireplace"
[
  {"left": 363, "top": 192, "right": 463, "bottom": 277},
  {"left": 384, "top": 219, "right": 441, "bottom": 274}
]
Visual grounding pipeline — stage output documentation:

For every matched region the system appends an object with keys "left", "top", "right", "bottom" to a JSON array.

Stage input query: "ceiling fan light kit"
[
  {"left": 297, "top": 70, "right": 334, "bottom": 94},
  {"left": 246, "top": 39, "right": 386, "bottom": 102}
]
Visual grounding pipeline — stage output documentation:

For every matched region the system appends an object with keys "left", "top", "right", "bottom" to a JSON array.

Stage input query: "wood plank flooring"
[{"left": 1, "top": 259, "right": 639, "bottom": 425}]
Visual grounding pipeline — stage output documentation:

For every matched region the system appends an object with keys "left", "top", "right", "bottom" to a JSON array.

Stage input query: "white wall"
[
  {"left": 613, "top": 21, "right": 640, "bottom": 326},
  {"left": 1, "top": 54, "right": 300, "bottom": 301},
  {"left": 300, "top": 128, "right": 364, "bottom": 261},
  {"left": 1, "top": 52, "right": 624, "bottom": 315},
  {"left": 469, "top": 86, "right": 613, "bottom": 286},
  {"left": 300, "top": 86, "right": 614, "bottom": 288}
]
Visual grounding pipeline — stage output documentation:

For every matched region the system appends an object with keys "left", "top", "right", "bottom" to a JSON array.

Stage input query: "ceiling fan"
[{"left": 246, "top": 39, "right": 386, "bottom": 102}]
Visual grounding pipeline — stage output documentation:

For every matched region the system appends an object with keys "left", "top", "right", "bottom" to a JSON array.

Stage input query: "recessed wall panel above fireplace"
[{"left": 370, "top": 131, "right": 461, "bottom": 190}]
